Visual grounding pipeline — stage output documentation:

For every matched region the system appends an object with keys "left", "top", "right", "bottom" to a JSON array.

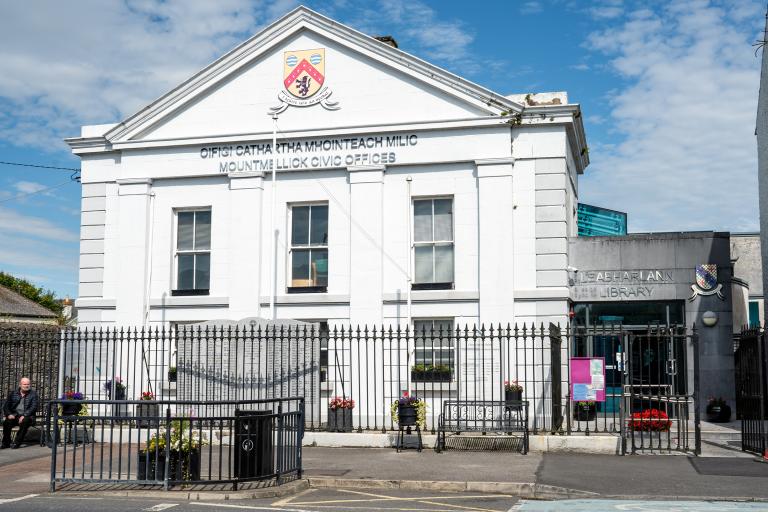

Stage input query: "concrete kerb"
[
  {"left": 56, "top": 479, "right": 309, "bottom": 501},
  {"left": 303, "top": 432, "right": 621, "bottom": 454},
  {"left": 307, "top": 477, "right": 598, "bottom": 500}
]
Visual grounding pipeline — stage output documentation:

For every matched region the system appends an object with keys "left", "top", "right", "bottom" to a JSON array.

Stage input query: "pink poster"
[{"left": 570, "top": 357, "right": 605, "bottom": 402}]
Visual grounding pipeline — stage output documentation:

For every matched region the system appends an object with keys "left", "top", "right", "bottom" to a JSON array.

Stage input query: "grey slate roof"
[{"left": 0, "top": 285, "right": 57, "bottom": 318}]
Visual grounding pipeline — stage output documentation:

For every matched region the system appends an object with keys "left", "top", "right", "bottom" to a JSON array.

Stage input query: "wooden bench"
[{"left": 436, "top": 400, "right": 529, "bottom": 454}]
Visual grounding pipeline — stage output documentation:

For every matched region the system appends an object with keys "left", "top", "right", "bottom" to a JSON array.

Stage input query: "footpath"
[{"left": 3, "top": 445, "right": 768, "bottom": 501}]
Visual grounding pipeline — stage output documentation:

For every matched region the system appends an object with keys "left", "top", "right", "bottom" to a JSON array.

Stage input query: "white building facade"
[{"left": 68, "top": 7, "right": 588, "bottom": 331}]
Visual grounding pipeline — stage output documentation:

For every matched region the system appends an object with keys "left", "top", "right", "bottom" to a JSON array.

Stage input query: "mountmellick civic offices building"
[{"left": 67, "top": 7, "right": 588, "bottom": 330}]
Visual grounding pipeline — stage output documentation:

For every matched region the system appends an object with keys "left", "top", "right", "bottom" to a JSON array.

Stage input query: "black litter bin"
[{"left": 234, "top": 409, "right": 274, "bottom": 479}]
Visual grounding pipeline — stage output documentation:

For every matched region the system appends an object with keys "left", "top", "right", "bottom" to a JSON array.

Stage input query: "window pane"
[
  {"left": 177, "top": 212, "right": 194, "bottom": 250},
  {"left": 413, "top": 200, "right": 433, "bottom": 242},
  {"left": 177, "top": 254, "right": 194, "bottom": 289},
  {"left": 291, "top": 206, "right": 309, "bottom": 245},
  {"left": 291, "top": 249, "right": 310, "bottom": 286},
  {"left": 434, "top": 243, "right": 454, "bottom": 283},
  {"left": 433, "top": 199, "right": 453, "bottom": 241},
  {"left": 194, "top": 253, "right": 210, "bottom": 289},
  {"left": 311, "top": 249, "right": 328, "bottom": 286},
  {"left": 194, "top": 211, "right": 211, "bottom": 250},
  {"left": 310, "top": 205, "right": 328, "bottom": 245},
  {"left": 414, "top": 245, "right": 433, "bottom": 283}
]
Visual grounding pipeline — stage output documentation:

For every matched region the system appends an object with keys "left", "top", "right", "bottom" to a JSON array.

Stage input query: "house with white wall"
[{"left": 67, "top": 6, "right": 588, "bottom": 333}]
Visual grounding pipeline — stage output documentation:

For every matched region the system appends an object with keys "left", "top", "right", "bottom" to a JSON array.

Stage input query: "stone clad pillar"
[
  {"left": 348, "top": 165, "right": 385, "bottom": 326},
  {"left": 115, "top": 178, "right": 153, "bottom": 327},
  {"left": 228, "top": 171, "right": 264, "bottom": 320}
]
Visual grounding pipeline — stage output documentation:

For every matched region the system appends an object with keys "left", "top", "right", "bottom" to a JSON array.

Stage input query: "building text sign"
[
  {"left": 200, "top": 134, "right": 419, "bottom": 173},
  {"left": 572, "top": 269, "right": 676, "bottom": 300}
]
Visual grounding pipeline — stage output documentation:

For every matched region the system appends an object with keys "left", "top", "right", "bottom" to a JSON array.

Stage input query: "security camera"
[{"left": 567, "top": 266, "right": 579, "bottom": 273}]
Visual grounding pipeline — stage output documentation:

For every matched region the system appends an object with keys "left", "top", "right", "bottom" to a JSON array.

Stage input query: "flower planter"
[
  {"left": 505, "top": 389, "right": 523, "bottom": 409},
  {"left": 705, "top": 403, "right": 732, "bottom": 423},
  {"left": 573, "top": 403, "right": 596, "bottom": 421},
  {"left": 136, "top": 403, "right": 161, "bottom": 429},
  {"left": 327, "top": 408, "right": 354, "bottom": 432},
  {"left": 61, "top": 402, "right": 83, "bottom": 417},
  {"left": 398, "top": 405, "right": 418, "bottom": 427},
  {"left": 411, "top": 370, "right": 452, "bottom": 382},
  {"left": 168, "top": 369, "right": 177, "bottom": 383},
  {"left": 137, "top": 448, "right": 201, "bottom": 481}
]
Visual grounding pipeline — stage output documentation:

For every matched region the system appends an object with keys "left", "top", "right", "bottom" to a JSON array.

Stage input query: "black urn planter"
[
  {"left": 327, "top": 408, "right": 354, "bottom": 432},
  {"left": 705, "top": 403, "right": 732, "bottom": 423},
  {"left": 398, "top": 405, "right": 418, "bottom": 427},
  {"left": 573, "top": 402, "right": 597, "bottom": 421},
  {"left": 168, "top": 369, "right": 177, "bottom": 383},
  {"left": 137, "top": 448, "right": 201, "bottom": 481},
  {"left": 61, "top": 402, "right": 82, "bottom": 417},
  {"left": 136, "top": 403, "right": 160, "bottom": 428},
  {"left": 505, "top": 389, "right": 523, "bottom": 409}
]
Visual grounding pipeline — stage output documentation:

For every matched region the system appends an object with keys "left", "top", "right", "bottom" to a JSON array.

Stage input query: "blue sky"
[{"left": 0, "top": 0, "right": 764, "bottom": 299}]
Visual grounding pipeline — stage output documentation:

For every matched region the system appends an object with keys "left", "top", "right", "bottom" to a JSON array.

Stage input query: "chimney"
[{"left": 374, "top": 35, "right": 398, "bottom": 49}]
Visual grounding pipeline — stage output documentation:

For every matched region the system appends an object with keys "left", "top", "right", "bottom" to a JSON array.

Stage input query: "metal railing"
[
  {"left": 45, "top": 323, "right": 701, "bottom": 439},
  {"left": 0, "top": 325, "right": 59, "bottom": 434},
  {"left": 48, "top": 397, "right": 303, "bottom": 491},
  {"left": 736, "top": 327, "right": 767, "bottom": 455}
]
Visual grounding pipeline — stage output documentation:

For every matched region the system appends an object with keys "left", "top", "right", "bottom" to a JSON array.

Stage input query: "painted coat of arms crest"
[
  {"left": 269, "top": 48, "right": 340, "bottom": 114},
  {"left": 689, "top": 264, "right": 724, "bottom": 301}
]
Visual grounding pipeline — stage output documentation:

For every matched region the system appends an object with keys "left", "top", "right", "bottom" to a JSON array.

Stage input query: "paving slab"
[
  {"left": 302, "top": 446, "right": 542, "bottom": 483},
  {"left": 537, "top": 453, "right": 768, "bottom": 500}
]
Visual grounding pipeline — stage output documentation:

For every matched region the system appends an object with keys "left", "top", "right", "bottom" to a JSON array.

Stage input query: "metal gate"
[
  {"left": 735, "top": 327, "right": 767, "bottom": 455},
  {"left": 621, "top": 327, "right": 700, "bottom": 454}
]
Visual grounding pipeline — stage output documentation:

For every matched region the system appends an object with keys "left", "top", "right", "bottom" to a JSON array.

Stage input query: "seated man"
[{"left": 2, "top": 377, "right": 39, "bottom": 449}]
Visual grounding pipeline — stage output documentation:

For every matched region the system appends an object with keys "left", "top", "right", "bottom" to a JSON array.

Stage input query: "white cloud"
[
  {"left": 571, "top": 63, "right": 590, "bottom": 71},
  {"left": 0, "top": 206, "right": 78, "bottom": 242},
  {"left": 0, "top": 0, "right": 488, "bottom": 152},
  {"left": 14, "top": 181, "right": 49, "bottom": 195},
  {"left": 580, "top": 0, "right": 763, "bottom": 232},
  {"left": 520, "top": 1, "right": 543, "bottom": 15}
]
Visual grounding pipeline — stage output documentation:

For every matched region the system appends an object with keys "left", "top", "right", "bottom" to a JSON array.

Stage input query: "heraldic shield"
[
  {"left": 695, "top": 264, "right": 717, "bottom": 291},
  {"left": 283, "top": 49, "right": 325, "bottom": 99}
]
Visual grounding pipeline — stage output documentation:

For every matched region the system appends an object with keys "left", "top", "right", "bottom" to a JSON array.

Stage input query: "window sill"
[
  {"left": 401, "top": 381, "right": 458, "bottom": 393},
  {"left": 287, "top": 286, "right": 328, "bottom": 294},
  {"left": 171, "top": 289, "right": 210, "bottom": 296},
  {"left": 411, "top": 282, "right": 454, "bottom": 291}
]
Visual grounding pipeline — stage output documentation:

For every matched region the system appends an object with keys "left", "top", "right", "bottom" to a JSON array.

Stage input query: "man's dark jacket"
[{"left": 2, "top": 388, "right": 39, "bottom": 418}]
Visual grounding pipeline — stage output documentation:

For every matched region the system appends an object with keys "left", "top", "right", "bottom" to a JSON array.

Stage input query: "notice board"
[{"left": 570, "top": 357, "right": 605, "bottom": 402}]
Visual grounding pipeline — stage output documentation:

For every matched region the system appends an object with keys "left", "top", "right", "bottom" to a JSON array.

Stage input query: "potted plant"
[
  {"left": 629, "top": 408, "right": 672, "bottom": 432},
  {"left": 327, "top": 396, "right": 355, "bottom": 432},
  {"left": 136, "top": 392, "right": 160, "bottom": 429},
  {"left": 705, "top": 397, "right": 732, "bottom": 423},
  {"left": 390, "top": 392, "right": 426, "bottom": 429},
  {"left": 56, "top": 394, "right": 90, "bottom": 445},
  {"left": 504, "top": 380, "right": 523, "bottom": 407},
  {"left": 137, "top": 419, "right": 205, "bottom": 482},
  {"left": 60, "top": 391, "right": 85, "bottom": 417},
  {"left": 168, "top": 367, "right": 177, "bottom": 383},
  {"left": 103, "top": 376, "right": 127, "bottom": 400},
  {"left": 411, "top": 364, "right": 452, "bottom": 382},
  {"left": 573, "top": 400, "right": 597, "bottom": 421}
]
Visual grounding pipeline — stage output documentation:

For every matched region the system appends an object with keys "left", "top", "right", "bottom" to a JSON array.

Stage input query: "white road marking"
[
  {"left": 144, "top": 504, "right": 180, "bottom": 511},
  {"left": 192, "top": 502, "right": 314, "bottom": 512},
  {"left": 0, "top": 494, "right": 38, "bottom": 505}
]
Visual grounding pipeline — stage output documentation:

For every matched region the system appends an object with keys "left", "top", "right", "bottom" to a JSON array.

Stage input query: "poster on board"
[{"left": 570, "top": 357, "right": 605, "bottom": 402}]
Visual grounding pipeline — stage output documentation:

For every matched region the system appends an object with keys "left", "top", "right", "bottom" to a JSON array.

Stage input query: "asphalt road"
[{"left": 0, "top": 488, "right": 520, "bottom": 512}]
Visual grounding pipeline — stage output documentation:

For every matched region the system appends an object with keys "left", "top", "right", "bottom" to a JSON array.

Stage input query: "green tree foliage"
[{"left": 0, "top": 272, "right": 62, "bottom": 315}]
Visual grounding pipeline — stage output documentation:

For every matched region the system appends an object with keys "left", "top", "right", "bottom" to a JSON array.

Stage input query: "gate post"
[{"left": 692, "top": 325, "right": 701, "bottom": 456}]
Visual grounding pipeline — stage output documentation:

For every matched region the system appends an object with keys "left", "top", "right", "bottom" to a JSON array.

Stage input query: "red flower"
[{"left": 629, "top": 408, "right": 672, "bottom": 432}]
